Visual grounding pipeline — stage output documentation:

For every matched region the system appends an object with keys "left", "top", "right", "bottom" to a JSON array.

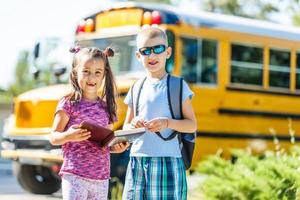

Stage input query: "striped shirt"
[{"left": 56, "top": 97, "right": 111, "bottom": 180}]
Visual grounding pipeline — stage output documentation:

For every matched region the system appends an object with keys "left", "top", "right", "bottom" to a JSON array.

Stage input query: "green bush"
[{"left": 196, "top": 146, "right": 300, "bottom": 200}]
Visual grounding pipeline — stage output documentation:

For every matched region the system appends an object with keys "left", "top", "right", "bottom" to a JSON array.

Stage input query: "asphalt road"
[
  {"left": 0, "top": 160, "right": 62, "bottom": 200},
  {"left": 0, "top": 159, "right": 204, "bottom": 200}
]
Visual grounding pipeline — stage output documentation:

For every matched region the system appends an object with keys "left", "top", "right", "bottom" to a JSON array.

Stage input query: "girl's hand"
[
  {"left": 65, "top": 125, "right": 91, "bottom": 142},
  {"left": 144, "top": 117, "right": 168, "bottom": 132},
  {"left": 110, "top": 142, "right": 130, "bottom": 153},
  {"left": 130, "top": 117, "right": 146, "bottom": 128}
]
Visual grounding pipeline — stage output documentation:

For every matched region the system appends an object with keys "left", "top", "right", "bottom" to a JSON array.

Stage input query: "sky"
[
  {"left": 0, "top": 0, "right": 293, "bottom": 90},
  {"left": 0, "top": 0, "right": 115, "bottom": 89}
]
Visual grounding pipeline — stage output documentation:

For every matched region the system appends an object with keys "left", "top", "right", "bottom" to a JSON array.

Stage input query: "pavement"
[{"left": 0, "top": 158, "right": 205, "bottom": 199}]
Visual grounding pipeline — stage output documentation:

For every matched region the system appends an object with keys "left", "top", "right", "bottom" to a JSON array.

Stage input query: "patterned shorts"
[
  {"left": 61, "top": 173, "right": 109, "bottom": 200},
  {"left": 122, "top": 157, "right": 187, "bottom": 200}
]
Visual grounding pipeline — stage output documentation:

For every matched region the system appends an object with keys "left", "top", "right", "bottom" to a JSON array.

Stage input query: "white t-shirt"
[{"left": 124, "top": 75, "right": 194, "bottom": 157}]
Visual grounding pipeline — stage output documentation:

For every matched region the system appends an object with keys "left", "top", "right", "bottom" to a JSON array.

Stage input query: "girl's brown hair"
[{"left": 68, "top": 46, "right": 117, "bottom": 123}]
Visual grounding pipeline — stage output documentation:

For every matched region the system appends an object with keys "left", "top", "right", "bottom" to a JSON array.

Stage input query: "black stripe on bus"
[
  {"left": 197, "top": 131, "right": 299, "bottom": 141},
  {"left": 218, "top": 108, "right": 300, "bottom": 119},
  {"left": 118, "top": 92, "right": 128, "bottom": 97},
  {"left": 226, "top": 86, "right": 300, "bottom": 97}
]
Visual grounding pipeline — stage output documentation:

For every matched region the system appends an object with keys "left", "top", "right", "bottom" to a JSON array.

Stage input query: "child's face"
[
  {"left": 76, "top": 57, "right": 105, "bottom": 98},
  {"left": 136, "top": 36, "right": 172, "bottom": 74}
]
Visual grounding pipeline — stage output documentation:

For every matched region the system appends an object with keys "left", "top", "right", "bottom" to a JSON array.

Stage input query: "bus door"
[{"left": 179, "top": 36, "right": 220, "bottom": 161}]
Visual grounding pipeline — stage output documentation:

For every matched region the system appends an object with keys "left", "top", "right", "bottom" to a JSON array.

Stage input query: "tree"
[
  {"left": 287, "top": 0, "right": 300, "bottom": 26},
  {"left": 201, "top": 0, "right": 279, "bottom": 21},
  {"left": 7, "top": 50, "right": 34, "bottom": 96},
  {"left": 15, "top": 51, "right": 30, "bottom": 86}
]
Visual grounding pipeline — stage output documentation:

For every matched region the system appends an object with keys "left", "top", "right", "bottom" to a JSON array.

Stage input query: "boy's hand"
[
  {"left": 65, "top": 125, "right": 91, "bottom": 142},
  {"left": 110, "top": 142, "right": 130, "bottom": 153},
  {"left": 130, "top": 117, "right": 146, "bottom": 128},
  {"left": 144, "top": 117, "right": 168, "bottom": 132}
]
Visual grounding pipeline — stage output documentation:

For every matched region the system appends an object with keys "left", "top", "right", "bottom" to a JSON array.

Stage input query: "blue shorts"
[{"left": 122, "top": 156, "right": 187, "bottom": 200}]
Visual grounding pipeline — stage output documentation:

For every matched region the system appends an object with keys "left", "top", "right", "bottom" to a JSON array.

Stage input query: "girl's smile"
[{"left": 77, "top": 58, "right": 105, "bottom": 100}]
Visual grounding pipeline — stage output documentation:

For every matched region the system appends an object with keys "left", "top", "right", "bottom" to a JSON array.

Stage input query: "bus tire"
[{"left": 13, "top": 162, "right": 61, "bottom": 194}]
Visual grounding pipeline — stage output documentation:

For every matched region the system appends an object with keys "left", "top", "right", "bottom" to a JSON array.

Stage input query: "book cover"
[{"left": 80, "top": 121, "right": 145, "bottom": 147}]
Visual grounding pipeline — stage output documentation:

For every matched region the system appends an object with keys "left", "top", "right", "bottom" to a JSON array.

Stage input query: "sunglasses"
[{"left": 138, "top": 45, "right": 166, "bottom": 56}]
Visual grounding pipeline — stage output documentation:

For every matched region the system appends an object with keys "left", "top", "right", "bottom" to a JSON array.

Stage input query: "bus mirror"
[
  {"left": 33, "top": 43, "right": 40, "bottom": 59},
  {"left": 32, "top": 68, "right": 40, "bottom": 80},
  {"left": 53, "top": 65, "right": 67, "bottom": 83}
]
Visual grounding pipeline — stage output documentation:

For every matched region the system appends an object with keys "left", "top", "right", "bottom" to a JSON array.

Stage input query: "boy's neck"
[{"left": 147, "top": 71, "right": 167, "bottom": 80}]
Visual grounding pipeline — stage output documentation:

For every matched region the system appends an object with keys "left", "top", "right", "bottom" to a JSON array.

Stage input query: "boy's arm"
[
  {"left": 123, "top": 106, "right": 145, "bottom": 129},
  {"left": 168, "top": 98, "right": 197, "bottom": 133},
  {"left": 123, "top": 106, "right": 134, "bottom": 130},
  {"left": 145, "top": 98, "right": 197, "bottom": 133}
]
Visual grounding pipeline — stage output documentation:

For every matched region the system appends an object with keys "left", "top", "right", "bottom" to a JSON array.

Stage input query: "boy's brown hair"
[{"left": 136, "top": 27, "right": 168, "bottom": 47}]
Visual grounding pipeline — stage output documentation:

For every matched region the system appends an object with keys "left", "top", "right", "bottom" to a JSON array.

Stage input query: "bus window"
[
  {"left": 181, "top": 38, "right": 198, "bottom": 83},
  {"left": 200, "top": 39, "right": 218, "bottom": 84},
  {"left": 166, "top": 30, "right": 175, "bottom": 73},
  {"left": 230, "top": 44, "right": 263, "bottom": 86},
  {"left": 297, "top": 52, "right": 300, "bottom": 90},
  {"left": 181, "top": 38, "right": 218, "bottom": 84},
  {"left": 269, "top": 49, "right": 290, "bottom": 88},
  {"left": 77, "top": 35, "right": 142, "bottom": 75}
]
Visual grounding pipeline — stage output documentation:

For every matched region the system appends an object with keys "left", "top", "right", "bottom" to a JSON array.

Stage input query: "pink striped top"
[{"left": 56, "top": 97, "right": 111, "bottom": 180}]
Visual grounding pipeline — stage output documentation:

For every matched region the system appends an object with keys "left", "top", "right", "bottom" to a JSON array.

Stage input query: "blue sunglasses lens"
[
  {"left": 153, "top": 45, "right": 166, "bottom": 54},
  {"left": 141, "top": 48, "right": 151, "bottom": 55},
  {"left": 139, "top": 45, "right": 166, "bottom": 56}
]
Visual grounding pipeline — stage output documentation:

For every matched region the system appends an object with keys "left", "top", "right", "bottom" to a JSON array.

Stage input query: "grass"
[
  {"left": 194, "top": 119, "right": 300, "bottom": 200},
  {"left": 0, "top": 92, "right": 13, "bottom": 104}
]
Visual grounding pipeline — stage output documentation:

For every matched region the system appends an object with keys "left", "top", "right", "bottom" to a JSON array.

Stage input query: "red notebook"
[
  {"left": 79, "top": 121, "right": 145, "bottom": 147},
  {"left": 80, "top": 121, "right": 114, "bottom": 147}
]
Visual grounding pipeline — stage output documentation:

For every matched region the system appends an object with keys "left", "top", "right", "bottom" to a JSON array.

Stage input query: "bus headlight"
[{"left": 1, "top": 140, "right": 15, "bottom": 150}]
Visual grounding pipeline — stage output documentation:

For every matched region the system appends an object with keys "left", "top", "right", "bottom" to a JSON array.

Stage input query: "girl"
[{"left": 49, "top": 46, "right": 129, "bottom": 200}]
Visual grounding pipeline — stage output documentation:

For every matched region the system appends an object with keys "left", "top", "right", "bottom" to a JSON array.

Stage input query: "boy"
[{"left": 122, "top": 27, "right": 197, "bottom": 200}]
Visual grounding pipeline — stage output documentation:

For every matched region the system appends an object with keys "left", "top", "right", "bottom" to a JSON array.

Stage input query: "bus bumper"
[{"left": 1, "top": 136, "right": 63, "bottom": 165}]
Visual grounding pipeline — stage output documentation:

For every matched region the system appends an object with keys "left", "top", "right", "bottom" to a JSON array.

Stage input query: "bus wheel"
[{"left": 13, "top": 162, "right": 61, "bottom": 194}]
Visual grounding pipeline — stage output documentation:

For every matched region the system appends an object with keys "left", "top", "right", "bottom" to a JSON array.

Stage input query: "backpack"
[{"left": 130, "top": 74, "right": 196, "bottom": 170}]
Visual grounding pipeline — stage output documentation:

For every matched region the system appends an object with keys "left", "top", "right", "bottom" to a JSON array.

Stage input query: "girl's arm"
[
  {"left": 108, "top": 124, "right": 130, "bottom": 153},
  {"left": 145, "top": 98, "right": 197, "bottom": 133},
  {"left": 49, "top": 111, "right": 91, "bottom": 145},
  {"left": 110, "top": 142, "right": 129, "bottom": 153}
]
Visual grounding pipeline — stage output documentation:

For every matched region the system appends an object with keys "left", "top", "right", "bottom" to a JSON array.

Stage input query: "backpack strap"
[
  {"left": 131, "top": 77, "right": 146, "bottom": 117},
  {"left": 156, "top": 74, "right": 183, "bottom": 141},
  {"left": 167, "top": 74, "right": 183, "bottom": 119}
]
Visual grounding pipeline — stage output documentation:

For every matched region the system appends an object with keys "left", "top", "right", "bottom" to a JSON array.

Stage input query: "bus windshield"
[{"left": 77, "top": 35, "right": 143, "bottom": 76}]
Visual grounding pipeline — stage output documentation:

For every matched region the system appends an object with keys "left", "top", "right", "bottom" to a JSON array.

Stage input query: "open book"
[
  {"left": 80, "top": 121, "right": 145, "bottom": 147},
  {"left": 107, "top": 127, "right": 146, "bottom": 147}
]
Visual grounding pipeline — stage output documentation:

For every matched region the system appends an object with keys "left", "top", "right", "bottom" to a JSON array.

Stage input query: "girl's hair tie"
[
  {"left": 103, "top": 47, "right": 114, "bottom": 57},
  {"left": 69, "top": 46, "right": 81, "bottom": 53}
]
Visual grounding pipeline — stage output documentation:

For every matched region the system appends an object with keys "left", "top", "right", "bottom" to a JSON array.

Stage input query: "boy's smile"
[{"left": 148, "top": 60, "right": 159, "bottom": 65}]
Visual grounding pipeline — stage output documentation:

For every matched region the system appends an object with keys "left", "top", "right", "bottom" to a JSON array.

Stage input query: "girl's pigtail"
[
  {"left": 103, "top": 47, "right": 114, "bottom": 57},
  {"left": 102, "top": 47, "right": 117, "bottom": 123},
  {"left": 69, "top": 46, "right": 81, "bottom": 54}
]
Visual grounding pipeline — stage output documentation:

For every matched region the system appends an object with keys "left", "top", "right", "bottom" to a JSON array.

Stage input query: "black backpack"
[{"left": 130, "top": 74, "right": 196, "bottom": 170}]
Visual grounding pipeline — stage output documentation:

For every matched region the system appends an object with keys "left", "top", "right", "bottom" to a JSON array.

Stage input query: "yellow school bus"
[{"left": 2, "top": 2, "right": 300, "bottom": 194}]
